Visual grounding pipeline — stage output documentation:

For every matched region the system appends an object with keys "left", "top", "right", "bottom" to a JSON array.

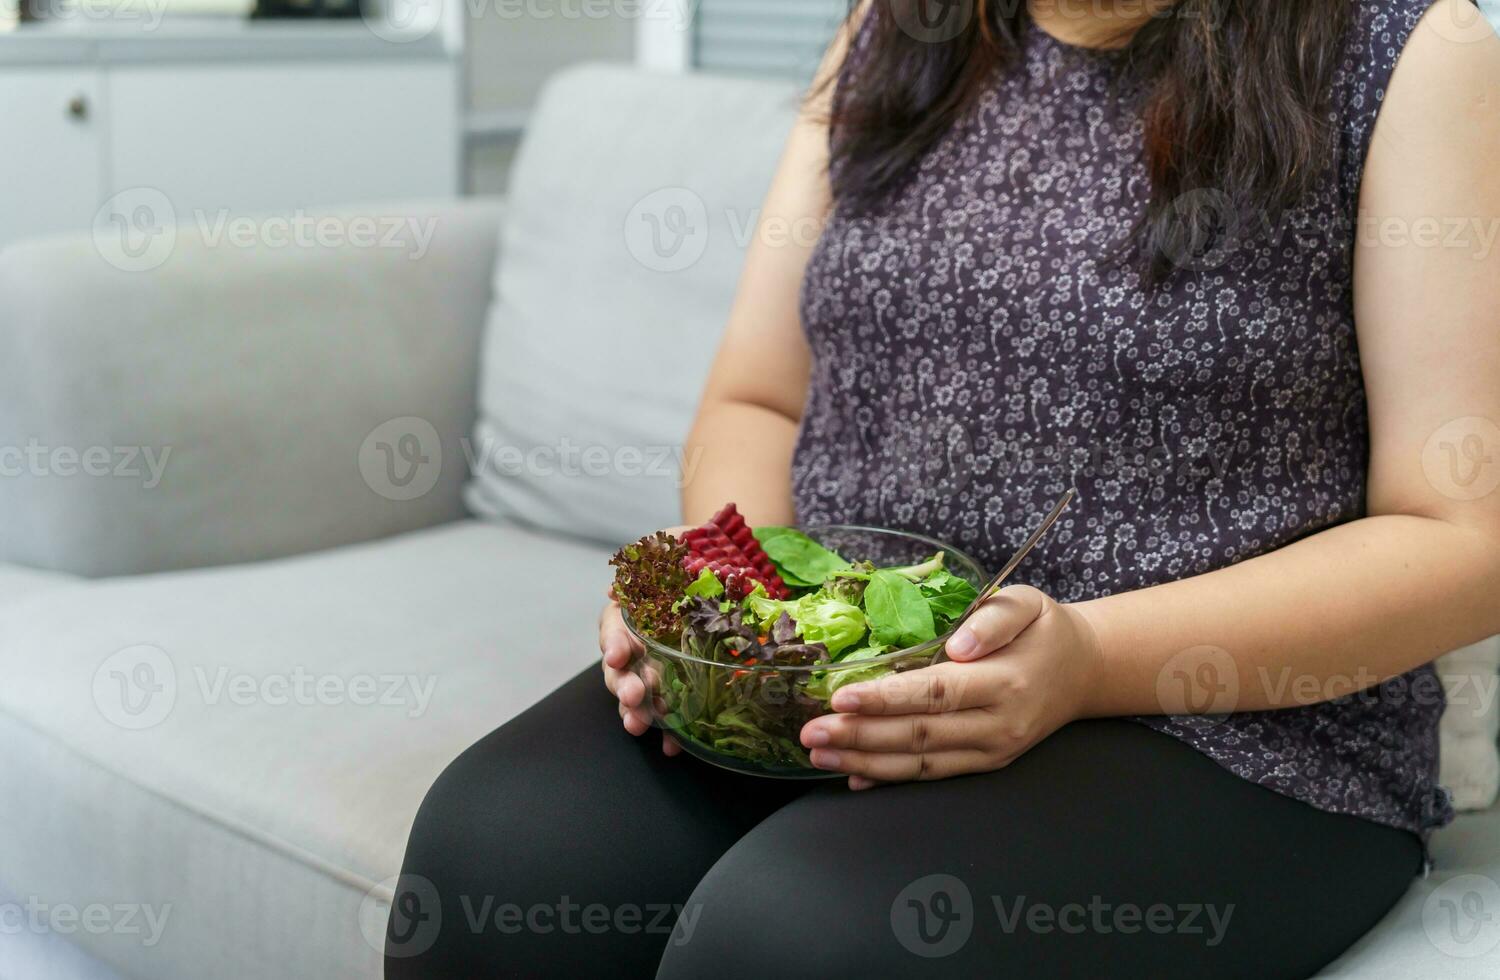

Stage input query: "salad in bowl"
[{"left": 609, "top": 504, "right": 987, "bottom": 778}]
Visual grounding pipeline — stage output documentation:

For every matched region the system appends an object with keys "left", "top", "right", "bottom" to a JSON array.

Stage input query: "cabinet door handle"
[{"left": 67, "top": 95, "right": 89, "bottom": 121}]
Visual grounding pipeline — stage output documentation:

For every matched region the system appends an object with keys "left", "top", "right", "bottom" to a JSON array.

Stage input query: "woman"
[{"left": 390, "top": 0, "right": 1500, "bottom": 976}]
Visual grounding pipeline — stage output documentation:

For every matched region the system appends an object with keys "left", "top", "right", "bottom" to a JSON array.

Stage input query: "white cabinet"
[
  {"left": 107, "top": 62, "right": 459, "bottom": 217},
  {"left": 0, "top": 28, "right": 460, "bottom": 248},
  {"left": 0, "top": 67, "right": 105, "bottom": 242}
]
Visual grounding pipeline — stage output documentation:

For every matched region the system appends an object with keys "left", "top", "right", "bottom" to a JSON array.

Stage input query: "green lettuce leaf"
[
  {"left": 919, "top": 569, "right": 978, "bottom": 625},
  {"left": 864, "top": 569, "right": 937, "bottom": 649},
  {"left": 745, "top": 591, "right": 866, "bottom": 656},
  {"left": 805, "top": 645, "right": 890, "bottom": 701}
]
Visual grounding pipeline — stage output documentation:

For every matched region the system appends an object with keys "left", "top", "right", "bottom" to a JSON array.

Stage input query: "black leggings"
[{"left": 386, "top": 668, "right": 1422, "bottom": 979}]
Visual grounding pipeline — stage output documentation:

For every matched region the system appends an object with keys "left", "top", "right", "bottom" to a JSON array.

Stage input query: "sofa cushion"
[
  {"left": 466, "top": 65, "right": 800, "bottom": 545},
  {"left": 1, "top": 520, "right": 1494, "bottom": 978},
  {"left": 1435, "top": 639, "right": 1500, "bottom": 811},
  {"left": 0, "top": 561, "right": 76, "bottom": 607},
  {"left": 0, "top": 521, "right": 610, "bottom": 980}
]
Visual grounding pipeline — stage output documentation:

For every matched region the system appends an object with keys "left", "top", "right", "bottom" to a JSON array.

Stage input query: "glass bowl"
[{"left": 621, "top": 525, "right": 988, "bottom": 779}]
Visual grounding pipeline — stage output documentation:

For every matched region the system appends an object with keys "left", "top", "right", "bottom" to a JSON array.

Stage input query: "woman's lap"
[
  {"left": 384, "top": 667, "right": 805, "bottom": 977},
  {"left": 389, "top": 667, "right": 1422, "bottom": 979}
]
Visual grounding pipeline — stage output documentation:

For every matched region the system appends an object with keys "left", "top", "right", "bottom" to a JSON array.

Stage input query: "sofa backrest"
[
  {"left": 0, "top": 200, "right": 501, "bottom": 577},
  {"left": 466, "top": 64, "right": 802, "bottom": 544}
]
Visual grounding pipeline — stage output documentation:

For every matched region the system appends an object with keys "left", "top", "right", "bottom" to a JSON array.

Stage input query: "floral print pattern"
[{"left": 793, "top": 0, "right": 1453, "bottom": 839}]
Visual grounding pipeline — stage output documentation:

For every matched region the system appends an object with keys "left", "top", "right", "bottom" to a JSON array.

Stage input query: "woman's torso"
[{"left": 792, "top": 1, "right": 1454, "bottom": 839}]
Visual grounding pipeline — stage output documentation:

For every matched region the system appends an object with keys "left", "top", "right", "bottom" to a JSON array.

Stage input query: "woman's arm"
[
  {"left": 1075, "top": 0, "right": 1500, "bottom": 715},
  {"left": 679, "top": 14, "right": 862, "bottom": 527}
]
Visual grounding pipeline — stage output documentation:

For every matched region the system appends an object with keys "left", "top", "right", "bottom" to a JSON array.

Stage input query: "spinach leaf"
[
  {"left": 864, "top": 569, "right": 937, "bottom": 649},
  {"left": 753, "top": 527, "right": 851, "bottom": 588},
  {"left": 920, "top": 569, "right": 978, "bottom": 625}
]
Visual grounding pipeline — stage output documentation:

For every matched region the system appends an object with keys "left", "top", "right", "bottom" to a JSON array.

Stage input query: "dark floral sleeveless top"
[{"left": 794, "top": 0, "right": 1458, "bottom": 840}]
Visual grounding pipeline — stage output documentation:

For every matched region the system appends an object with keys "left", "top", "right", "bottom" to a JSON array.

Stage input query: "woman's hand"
[
  {"left": 599, "top": 527, "right": 691, "bottom": 756},
  {"left": 598, "top": 592, "right": 678, "bottom": 755},
  {"left": 798, "top": 585, "right": 1104, "bottom": 789}
]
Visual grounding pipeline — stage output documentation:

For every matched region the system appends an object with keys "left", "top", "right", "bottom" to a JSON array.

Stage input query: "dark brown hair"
[{"left": 824, "top": 0, "right": 1353, "bottom": 281}]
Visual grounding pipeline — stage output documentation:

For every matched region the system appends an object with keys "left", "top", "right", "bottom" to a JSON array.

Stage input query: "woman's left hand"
[{"left": 799, "top": 585, "right": 1104, "bottom": 789}]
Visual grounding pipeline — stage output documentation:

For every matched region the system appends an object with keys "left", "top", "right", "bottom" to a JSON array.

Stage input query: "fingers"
[
  {"left": 800, "top": 708, "right": 994, "bottom": 753},
  {"left": 829, "top": 661, "right": 988, "bottom": 715},
  {"left": 807, "top": 747, "right": 998, "bottom": 782},
  {"left": 944, "top": 584, "right": 1047, "bottom": 661},
  {"left": 613, "top": 670, "right": 645, "bottom": 708},
  {"left": 617, "top": 699, "right": 652, "bottom": 736},
  {"left": 598, "top": 600, "right": 642, "bottom": 671}
]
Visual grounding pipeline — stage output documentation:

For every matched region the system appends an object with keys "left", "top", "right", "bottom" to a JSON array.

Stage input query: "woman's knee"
[{"left": 384, "top": 668, "right": 744, "bottom": 977}]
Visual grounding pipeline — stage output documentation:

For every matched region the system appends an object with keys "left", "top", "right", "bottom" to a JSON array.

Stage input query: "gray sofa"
[{"left": 0, "top": 65, "right": 1496, "bottom": 979}]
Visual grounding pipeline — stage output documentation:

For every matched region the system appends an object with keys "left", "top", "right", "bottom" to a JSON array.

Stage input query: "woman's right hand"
[{"left": 599, "top": 527, "right": 690, "bottom": 756}]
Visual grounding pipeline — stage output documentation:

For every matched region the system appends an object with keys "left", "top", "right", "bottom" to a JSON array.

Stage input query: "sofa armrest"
[{"left": 0, "top": 198, "right": 502, "bottom": 577}]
